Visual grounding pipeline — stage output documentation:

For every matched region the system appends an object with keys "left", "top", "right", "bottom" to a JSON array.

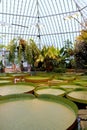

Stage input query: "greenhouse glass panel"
[{"left": 0, "top": 0, "right": 87, "bottom": 48}]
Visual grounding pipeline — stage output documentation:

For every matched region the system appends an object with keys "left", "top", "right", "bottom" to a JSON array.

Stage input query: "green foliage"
[
  {"left": 58, "top": 40, "right": 74, "bottom": 69},
  {"left": 74, "top": 30, "right": 87, "bottom": 69},
  {"left": 7, "top": 38, "right": 40, "bottom": 66},
  {"left": 7, "top": 38, "right": 75, "bottom": 71},
  {"left": 0, "top": 44, "right": 6, "bottom": 49},
  {"left": 7, "top": 39, "right": 16, "bottom": 63},
  {"left": 36, "top": 45, "right": 59, "bottom": 71},
  {"left": 25, "top": 43, "right": 32, "bottom": 64},
  {"left": 18, "top": 44, "right": 22, "bottom": 62},
  {"left": 64, "top": 39, "right": 73, "bottom": 49},
  {"left": 76, "top": 30, "right": 87, "bottom": 42},
  {"left": 29, "top": 39, "right": 40, "bottom": 65},
  {"left": 35, "top": 40, "right": 75, "bottom": 71}
]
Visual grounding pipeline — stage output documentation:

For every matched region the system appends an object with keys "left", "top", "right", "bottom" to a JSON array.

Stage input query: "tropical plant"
[
  {"left": 36, "top": 45, "right": 59, "bottom": 71},
  {"left": 74, "top": 30, "right": 87, "bottom": 69},
  {"left": 7, "top": 38, "right": 40, "bottom": 69},
  {"left": 55, "top": 40, "right": 74, "bottom": 69},
  {"left": 63, "top": 40, "right": 74, "bottom": 68},
  {"left": 76, "top": 30, "right": 87, "bottom": 41},
  {"left": 7, "top": 38, "right": 17, "bottom": 63},
  {"left": 0, "top": 44, "right": 6, "bottom": 49},
  {"left": 27, "top": 39, "right": 40, "bottom": 68}
]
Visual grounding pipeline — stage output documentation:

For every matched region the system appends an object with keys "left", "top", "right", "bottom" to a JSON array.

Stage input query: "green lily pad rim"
[
  {"left": 0, "top": 93, "right": 35, "bottom": 103},
  {"left": 73, "top": 80, "right": 87, "bottom": 86},
  {"left": 66, "top": 95, "right": 87, "bottom": 104},
  {"left": 68, "top": 87, "right": 87, "bottom": 91},
  {"left": 25, "top": 76, "right": 50, "bottom": 80},
  {"left": 0, "top": 80, "right": 12, "bottom": 85},
  {"left": 0, "top": 82, "right": 36, "bottom": 87},
  {"left": 35, "top": 86, "right": 66, "bottom": 91},
  {"left": 66, "top": 88, "right": 87, "bottom": 104},
  {"left": 34, "top": 86, "right": 67, "bottom": 97},
  {"left": 0, "top": 93, "right": 78, "bottom": 116},
  {"left": 0, "top": 72, "right": 28, "bottom": 77},
  {"left": 38, "top": 94, "right": 78, "bottom": 115},
  {"left": 58, "top": 85, "right": 84, "bottom": 93},
  {"left": 0, "top": 76, "right": 12, "bottom": 79},
  {"left": 59, "top": 84, "right": 84, "bottom": 88}
]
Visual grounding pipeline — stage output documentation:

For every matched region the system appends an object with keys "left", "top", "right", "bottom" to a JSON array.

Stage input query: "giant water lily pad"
[
  {"left": 73, "top": 80, "right": 87, "bottom": 87},
  {"left": 66, "top": 88, "right": 87, "bottom": 104},
  {"left": 25, "top": 76, "right": 51, "bottom": 83},
  {"left": 0, "top": 80, "right": 12, "bottom": 84},
  {"left": 11, "top": 73, "right": 28, "bottom": 76},
  {"left": 59, "top": 85, "right": 83, "bottom": 90},
  {"left": 79, "top": 75, "right": 87, "bottom": 81},
  {"left": 0, "top": 76, "right": 12, "bottom": 80},
  {"left": 48, "top": 79, "right": 66, "bottom": 86},
  {"left": 35, "top": 87, "right": 66, "bottom": 96},
  {"left": 0, "top": 94, "right": 78, "bottom": 130},
  {"left": 0, "top": 84, "right": 35, "bottom": 96},
  {"left": 59, "top": 75, "right": 76, "bottom": 81}
]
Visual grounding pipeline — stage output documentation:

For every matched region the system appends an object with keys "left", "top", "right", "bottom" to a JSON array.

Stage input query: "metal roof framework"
[{"left": 0, "top": 0, "right": 87, "bottom": 49}]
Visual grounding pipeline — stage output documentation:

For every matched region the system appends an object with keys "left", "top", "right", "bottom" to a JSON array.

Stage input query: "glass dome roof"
[{"left": 0, "top": 0, "right": 87, "bottom": 48}]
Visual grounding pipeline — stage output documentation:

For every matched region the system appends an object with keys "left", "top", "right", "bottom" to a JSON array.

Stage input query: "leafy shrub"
[{"left": 74, "top": 30, "right": 87, "bottom": 69}]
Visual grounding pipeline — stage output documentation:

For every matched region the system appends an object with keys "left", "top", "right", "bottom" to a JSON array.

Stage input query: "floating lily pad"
[
  {"left": 26, "top": 76, "right": 49, "bottom": 79},
  {"left": 34, "top": 86, "right": 66, "bottom": 96},
  {"left": 60, "top": 75, "right": 76, "bottom": 81},
  {"left": 48, "top": 79, "right": 65, "bottom": 85},
  {"left": 79, "top": 75, "right": 87, "bottom": 81},
  {"left": 0, "top": 80, "right": 12, "bottom": 84},
  {"left": 12, "top": 73, "right": 28, "bottom": 77},
  {"left": 60, "top": 85, "right": 83, "bottom": 90},
  {"left": 25, "top": 76, "right": 51, "bottom": 83},
  {"left": 66, "top": 88, "right": 87, "bottom": 104},
  {"left": 0, "top": 94, "right": 78, "bottom": 130},
  {"left": 0, "top": 84, "right": 35, "bottom": 96},
  {"left": 0, "top": 76, "right": 12, "bottom": 80},
  {"left": 73, "top": 80, "right": 87, "bottom": 87}
]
